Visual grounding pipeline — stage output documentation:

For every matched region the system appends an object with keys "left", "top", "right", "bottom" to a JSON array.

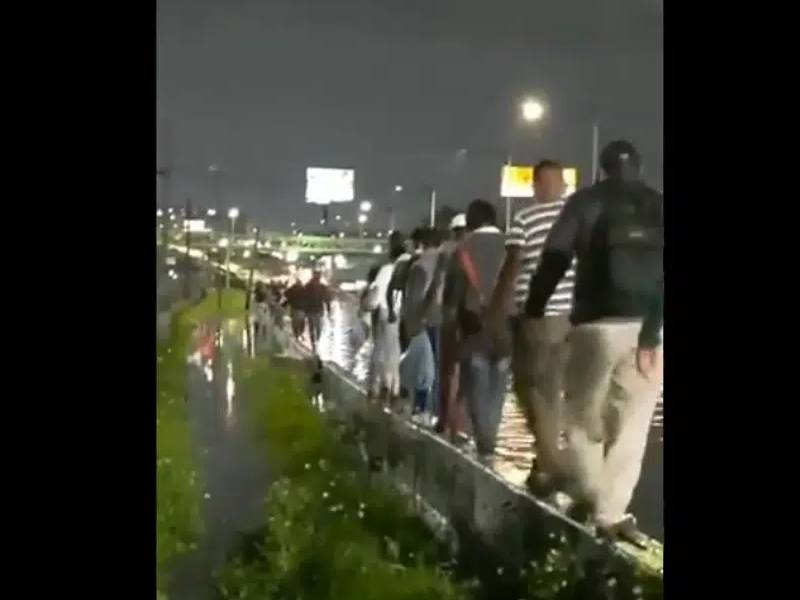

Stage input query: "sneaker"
[{"left": 597, "top": 515, "right": 649, "bottom": 550}]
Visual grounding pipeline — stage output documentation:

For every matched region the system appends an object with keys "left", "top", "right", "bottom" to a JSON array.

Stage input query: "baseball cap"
[{"left": 449, "top": 213, "right": 467, "bottom": 230}]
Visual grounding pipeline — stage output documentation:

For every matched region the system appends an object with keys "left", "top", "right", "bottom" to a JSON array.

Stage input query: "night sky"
[{"left": 157, "top": 0, "right": 662, "bottom": 231}]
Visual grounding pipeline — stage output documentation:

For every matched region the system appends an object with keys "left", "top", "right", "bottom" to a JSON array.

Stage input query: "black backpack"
[{"left": 603, "top": 183, "right": 663, "bottom": 300}]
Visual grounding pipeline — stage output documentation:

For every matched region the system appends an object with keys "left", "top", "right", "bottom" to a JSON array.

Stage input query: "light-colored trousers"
[
  {"left": 564, "top": 320, "right": 662, "bottom": 527},
  {"left": 514, "top": 316, "right": 571, "bottom": 479}
]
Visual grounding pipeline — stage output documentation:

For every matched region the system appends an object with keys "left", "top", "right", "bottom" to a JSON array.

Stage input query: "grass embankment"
[
  {"left": 217, "top": 356, "right": 470, "bottom": 600},
  {"left": 157, "top": 289, "right": 246, "bottom": 598},
  {"left": 218, "top": 351, "right": 663, "bottom": 600}
]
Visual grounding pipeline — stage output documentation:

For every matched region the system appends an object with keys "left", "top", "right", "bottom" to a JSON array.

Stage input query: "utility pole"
[
  {"left": 245, "top": 227, "right": 260, "bottom": 312},
  {"left": 429, "top": 187, "right": 437, "bottom": 228},
  {"left": 209, "top": 165, "right": 223, "bottom": 310},
  {"left": 157, "top": 121, "right": 172, "bottom": 270},
  {"left": 503, "top": 154, "right": 512, "bottom": 232},
  {"left": 183, "top": 198, "right": 193, "bottom": 299}
]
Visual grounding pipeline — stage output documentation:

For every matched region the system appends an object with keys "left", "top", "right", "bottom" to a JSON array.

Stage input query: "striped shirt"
[{"left": 508, "top": 200, "right": 575, "bottom": 315}]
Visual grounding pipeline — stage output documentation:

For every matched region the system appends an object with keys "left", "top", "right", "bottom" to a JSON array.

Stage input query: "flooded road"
[{"left": 304, "top": 294, "right": 664, "bottom": 542}]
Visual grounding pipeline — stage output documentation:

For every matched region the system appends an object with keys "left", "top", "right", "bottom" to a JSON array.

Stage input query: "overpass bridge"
[{"left": 160, "top": 229, "right": 388, "bottom": 259}]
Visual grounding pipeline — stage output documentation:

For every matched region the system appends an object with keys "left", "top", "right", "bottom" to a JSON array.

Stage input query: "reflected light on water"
[
  {"left": 226, "top": 361, "right": 235, "bottom": 421},
  {"left": 296, "top": 292, "right": 664, "bottom": 495}
]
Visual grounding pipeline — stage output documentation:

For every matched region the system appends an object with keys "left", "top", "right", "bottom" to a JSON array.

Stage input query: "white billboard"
[
  {"left": 305, "top": 167, "right": 355, "bottom": 205},
  {"left": 183, "top": 219, "right": 208, "bottom": 232}
]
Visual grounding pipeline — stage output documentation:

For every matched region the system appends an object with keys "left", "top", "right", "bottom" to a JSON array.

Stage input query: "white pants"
[
  {"left": 369, "top": 314, "right": 401, "bottom": 398},
  {"left": 564, "top": 321, "right": 662, "bottom": 527}
]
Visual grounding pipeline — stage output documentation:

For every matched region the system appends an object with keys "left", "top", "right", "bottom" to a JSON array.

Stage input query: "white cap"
[{"left": 449, "top": 213, "right": 467, "bottom": 230}]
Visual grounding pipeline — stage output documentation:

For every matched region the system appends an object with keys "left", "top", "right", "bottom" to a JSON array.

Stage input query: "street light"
[
  {"left": 207, "top": 208, "right": 217, "bottom": 217},
  {"left": 225, "top": 207, "right": 239, "bottom": 289},
  {"left": 358, "top": 213, "right": 368, "bottom": 224},
  {"left": 359, "top": 200, "right": 372, "bottom": 212},
  {"left": 521, "top": 98, "right": 545, "bottom": 123},
  {"left": 156, "top": 208, "right": 163, "bottom": 217},
  {"left": 394, "top": 185, "right": 403, "bottom": 192}
]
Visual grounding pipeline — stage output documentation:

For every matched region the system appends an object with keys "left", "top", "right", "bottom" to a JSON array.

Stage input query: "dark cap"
[{"left": 600, "top": 140, "right": 641, "bottom": 178}]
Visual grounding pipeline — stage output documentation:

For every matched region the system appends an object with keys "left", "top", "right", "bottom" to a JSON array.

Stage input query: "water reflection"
[{"left": 226, "top": 360, "right": 235, "bottom": 424}]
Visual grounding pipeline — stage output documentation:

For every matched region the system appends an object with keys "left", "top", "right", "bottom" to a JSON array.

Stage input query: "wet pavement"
[
  {"left": 168, "top": 320, "right": 273, "bottom": 600},
  {"left": 305, "top": 294, "right": 664, "bottom": 542}
]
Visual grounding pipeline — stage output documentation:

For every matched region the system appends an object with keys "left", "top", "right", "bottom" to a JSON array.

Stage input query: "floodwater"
[
  {"left": 305, "top": 295, "right": 664, "bottom": 542},
  {"left": 168, "top": 320, "right": 273, "bottom": 600}
]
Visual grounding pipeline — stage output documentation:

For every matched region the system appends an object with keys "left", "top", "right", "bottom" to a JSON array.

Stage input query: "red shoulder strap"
[{"left": 457, "top": 247, "right": 485, "bottom": 305}]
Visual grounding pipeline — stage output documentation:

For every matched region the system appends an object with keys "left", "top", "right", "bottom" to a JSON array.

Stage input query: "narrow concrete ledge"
[{"left": 318, "top": 359, "right": 663, "bottom": 593}]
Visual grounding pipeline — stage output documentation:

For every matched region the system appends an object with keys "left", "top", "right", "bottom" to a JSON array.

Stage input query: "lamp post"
[{"left": 225, "top": 207, "right": 239, "bottom": 289}]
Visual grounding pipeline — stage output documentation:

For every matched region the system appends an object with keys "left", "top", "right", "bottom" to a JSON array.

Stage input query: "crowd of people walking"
[{"left": 358, "top": 140, "right": 663, "bottom": 547}]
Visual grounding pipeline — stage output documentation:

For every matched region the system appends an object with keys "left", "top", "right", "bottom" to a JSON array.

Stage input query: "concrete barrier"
[{"left": 316, "top": 358, "right": 663, "bottom": 598}]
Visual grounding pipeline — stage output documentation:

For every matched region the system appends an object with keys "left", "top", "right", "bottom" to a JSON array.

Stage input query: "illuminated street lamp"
[
  {"left": 207, "top": 208, "right": 217, "bottom": 217},
  {"left": 394, "top": 185, "right": 403, "bottom": 192},
  {"left": 521, "top": 98, "right": 545, "bottom": 123},
  {"left": 156, "top": 208, "right": 163, "bottom": 217},
  {"left": 358, "top": 213, "right": 368, "bottom": 224},
  {"left": 359, "top": 200, "right": 372, "bottom": 213},
  {"left": 496, "top": 97, "right": 547, "bottom": 232}
]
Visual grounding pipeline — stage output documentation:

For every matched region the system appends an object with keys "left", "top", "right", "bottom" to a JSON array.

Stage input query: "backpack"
[
  {"left": 604, "top": 184, "right": 663, "bottom": 301},
  {"left": 456, "top": 244, "right": 521, "bottom": 359}
]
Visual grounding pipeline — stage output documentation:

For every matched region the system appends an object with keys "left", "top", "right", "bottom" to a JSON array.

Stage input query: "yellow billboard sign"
[
  {"left": 503, "top": 165, "right": 579, "bottom": 199},
  {"left": 500, "top": 165, "right": 534, "bottom": 198}
]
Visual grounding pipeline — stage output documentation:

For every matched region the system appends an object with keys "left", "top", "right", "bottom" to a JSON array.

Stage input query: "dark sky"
[{"left": 157, "top": 0, "right": 662, "bottom": 231}]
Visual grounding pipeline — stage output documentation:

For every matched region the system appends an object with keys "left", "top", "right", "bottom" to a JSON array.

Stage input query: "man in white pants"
[{"left": 524, "top": 141, "right": 663, "bottom": 546}]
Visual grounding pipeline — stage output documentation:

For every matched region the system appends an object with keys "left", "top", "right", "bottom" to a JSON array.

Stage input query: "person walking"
[
  {"left": 283, "top": 278, "right": 307, "bottom": 341},
  {"left": 524, "top": 140, "right": 663, "bottom": 547},
  {"left": 508, "top": 159, "right": 574, "bottom": 497},
  {"left": 401, "top": 228, "right": 443, "bottom": 425},
  {"left": 363, "top": 232, "right": 406, "bottom": 403},
  {"left": 436, "top": 214, "right": 469, "bottom": 440},
  {"left": 252, "top": 281, "right": 270, "bottom": 339},
  {"left": 303, "top": 269, "right": 332, "bottom": 352},
  {"left": 386, "top": 228, "right": 424, "bottom": 352},
  {"left": 443, "top": 200, "right": 515, "bottom": 467}
]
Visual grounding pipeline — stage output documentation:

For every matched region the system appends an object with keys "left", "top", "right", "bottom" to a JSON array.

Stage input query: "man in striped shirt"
[{"left": 508, "top": 159, "right": 574, "bottom": 496}]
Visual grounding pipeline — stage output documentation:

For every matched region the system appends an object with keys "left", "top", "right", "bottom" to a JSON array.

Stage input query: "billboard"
[
  {"left": 508, "top": 166, "right": 578, "bottom": 198},
  {"left": 562, "top": 168, "right": 578, "bottom": 197},
  {"left": 305, "top": 167, "right": 355, "bottom": 205},
  {"left": 183, "top": 219, "right": 208, "bottom": 232},
  {"left": 500, "top": 165, "right": 534, "bottom": 198}
]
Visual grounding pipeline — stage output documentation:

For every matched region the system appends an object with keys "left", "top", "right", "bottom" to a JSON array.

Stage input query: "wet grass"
[
  {"left": 217, "top": 355, "right": 471, "bottom": 600},
  {"left": 218, "top": 351, "right": 663, "bottom": 600},
  {"left": 157, "top": 289, "right": 246, "bottom": 598}
]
